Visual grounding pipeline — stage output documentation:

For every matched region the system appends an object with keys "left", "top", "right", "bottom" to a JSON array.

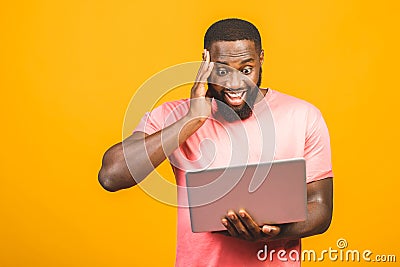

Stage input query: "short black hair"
[{"left": 204, "top": 18, "right": 262, "bottom": 52}]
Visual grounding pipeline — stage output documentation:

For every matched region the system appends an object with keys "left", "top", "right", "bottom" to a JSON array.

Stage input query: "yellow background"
[{"left": 1, "top": 0, "right": 399, "bottom": 266}]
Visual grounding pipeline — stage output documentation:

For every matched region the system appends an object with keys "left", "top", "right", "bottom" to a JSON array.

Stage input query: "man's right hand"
[{"left": 188, "top": 49, "right": 214, "bottom": 122}]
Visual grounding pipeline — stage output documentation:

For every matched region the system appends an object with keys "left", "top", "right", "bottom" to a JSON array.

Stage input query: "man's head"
[
  {"left": 204, "top": 18, "right": 262, "bottom": 54},
  {"left": 204, "top": 18, "right": 265, "bottom": 122}
]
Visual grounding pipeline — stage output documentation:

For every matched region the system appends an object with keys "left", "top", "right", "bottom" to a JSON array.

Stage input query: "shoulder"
[
  {"left": 159, "top": 99, "right": 190, "bottom": 112},
  {"left": 269, "top": 89, "right": 319, "bottom": 110},
  {"left": 268, "top": 89, "right": 322, "bottom": 117},
  {"left": 149, "top": 99, "right": 190, "bottom": 122},
  {"left": 150, "top": 99, "right": 189, "bottom": 114}
]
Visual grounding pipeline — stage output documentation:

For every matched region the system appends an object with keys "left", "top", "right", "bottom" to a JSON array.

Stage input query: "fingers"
[
  {"left": 222, "top": 210, "right": 253, "bottom": 240},
  {"left": 203, "top": 60, "right": 214, "bottom": 83},
  {"left": 224, "top": 210, "right": 253, "bottom": 241},
  {"left": 221, "top": 218, "right": 238, "bottom": 237},
  {"left": 261, "top": 225, "right": 281, "bottom": 237},
  {"left": 238, "top": 209, "right": 262, "bottom": 235},
  {"left": 220, "top": 209, "right": 280, "bottom": 241},
  {"left": 192, "top": 50, "right": 214, "bottom": 99},
  {"left": 195, "top": 49, "right": 208, "bottom": 81},
  {"left": 200, "top": 50, "right": 214, "bottom": 83},
  {"left": 196, "top": 50, "right": 214, "bottom": 84}
]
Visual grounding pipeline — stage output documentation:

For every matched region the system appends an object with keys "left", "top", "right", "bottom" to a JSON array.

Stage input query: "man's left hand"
[{"left": 220, "top": 209, "right": 280, "bottom": 241}]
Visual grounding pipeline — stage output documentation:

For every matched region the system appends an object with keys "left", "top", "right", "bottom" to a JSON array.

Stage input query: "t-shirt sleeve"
[
  {"left": 133, "top": 104, "right": 165, "bottom": 135},
  {"left": 304, "top": 108, "right": 333, "bottom": 183},
  {"left": 133, "top": 100, "right": 189, "bottom": 135}
]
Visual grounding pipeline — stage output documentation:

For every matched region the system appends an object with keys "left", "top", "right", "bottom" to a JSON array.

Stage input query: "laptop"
[{"left": 185, "top": 158, "right": 307, "bottom": 233}]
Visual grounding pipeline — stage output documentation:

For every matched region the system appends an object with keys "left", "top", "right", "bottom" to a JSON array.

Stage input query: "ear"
[{"left": 259, "top": 50, "right": 264, "bottom": 65}]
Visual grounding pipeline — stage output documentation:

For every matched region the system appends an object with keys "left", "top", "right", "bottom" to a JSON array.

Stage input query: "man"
[{"left": 98, "top": 18, "right": 333, "bottom": 266}]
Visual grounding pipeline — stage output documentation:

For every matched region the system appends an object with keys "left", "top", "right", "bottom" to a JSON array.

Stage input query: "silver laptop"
[{"left": 186, "top": 158, "right": 307, "bottom": 233}]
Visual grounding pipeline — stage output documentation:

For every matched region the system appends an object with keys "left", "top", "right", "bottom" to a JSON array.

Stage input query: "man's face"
[{"left": 208, "top": 40, "right": 264, "bottom": 122}]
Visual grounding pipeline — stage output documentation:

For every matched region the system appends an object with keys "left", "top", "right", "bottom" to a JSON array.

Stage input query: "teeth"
[{"left": 226, "top": 91, "right": 246, "bottom": 98}]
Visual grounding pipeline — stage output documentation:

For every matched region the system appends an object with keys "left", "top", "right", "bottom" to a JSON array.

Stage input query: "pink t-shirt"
[{"left": 134, "top": 89, "right": 333, "bottom": 266}]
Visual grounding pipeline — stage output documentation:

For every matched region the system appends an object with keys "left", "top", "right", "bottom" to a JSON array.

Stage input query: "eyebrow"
[{"left": 215, "top": 58, "right": 255, "bottom": 65}]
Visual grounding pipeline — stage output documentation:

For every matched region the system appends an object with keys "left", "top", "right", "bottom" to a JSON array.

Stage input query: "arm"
[
  {"left": 98, "top": 117, "right": 205, "bottom": 192},
  {"left": 98, "top": 51, "right": 214, "bottom": 192},
  {"left": 275, "top": 177, "right": 333, "bottom": 239},
  {"left": 221, "top": 177, "right": 333, "bottom": 241}
]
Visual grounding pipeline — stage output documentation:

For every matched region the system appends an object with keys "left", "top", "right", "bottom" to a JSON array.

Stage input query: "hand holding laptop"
[
  {"left": 218, "top": 209, "right": 281, "bottom": 241},
  {"left": 186, "top": 158, "right": 307, "bottom": 233}
]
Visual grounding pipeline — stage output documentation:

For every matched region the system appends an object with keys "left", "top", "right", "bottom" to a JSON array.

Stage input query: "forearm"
[
  {"left": 98, "top": 114, "right": 205, "bottom": 191},
  {"left": 272, "top": 201, "right": 332, "bottom": 241},
  {"left": 124, "top": 114, "right": 205, "bottom": 181},
  {"left": 272, "top": 178, "right": 333, "bottom": 241}
]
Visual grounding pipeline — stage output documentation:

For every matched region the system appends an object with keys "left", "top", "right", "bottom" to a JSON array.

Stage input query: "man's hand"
[
  {"left": 216, "top": 178, "right": 333, "bottom": 242},
  {"left": 187, "top": 49, "right": 214, "bottom": 122},
  {"left": 220, "top": 209, "right": 280, "bottom": 241}
]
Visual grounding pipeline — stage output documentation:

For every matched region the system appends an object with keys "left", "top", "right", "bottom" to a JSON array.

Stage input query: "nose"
[{"left": 225, "top": 70, "right": 242, "bottom": 90}]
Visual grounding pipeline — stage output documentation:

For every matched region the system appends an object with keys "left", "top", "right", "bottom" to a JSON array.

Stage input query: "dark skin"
[
  {"left": 205, "top": 40, "right": 333, "bottom": 241},
  {"left": 207, "top": 41, "right": 265, "bottom": 117},
  {"left": 98, "top": 40, "right": 333, "bottom": 242},
  {"left": 219, "top": 178, "right": 333, "bottom": 242}
]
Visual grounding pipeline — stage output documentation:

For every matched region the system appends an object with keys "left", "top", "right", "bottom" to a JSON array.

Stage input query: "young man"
[{"left": 99, "top": 18, "right": 333, "bottom": 266}]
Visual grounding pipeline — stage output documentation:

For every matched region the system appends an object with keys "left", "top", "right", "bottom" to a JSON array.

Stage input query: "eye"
[
  {"left": 241, "top": 67, "right": 253, "bottom": 75},
  {"left": 216, "top": 68, "right": 228, "bottom": 76}
]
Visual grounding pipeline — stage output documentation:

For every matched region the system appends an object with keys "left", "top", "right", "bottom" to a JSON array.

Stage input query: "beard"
[{"left": 208, "top": 68, "right": 262, "bottom": 122}]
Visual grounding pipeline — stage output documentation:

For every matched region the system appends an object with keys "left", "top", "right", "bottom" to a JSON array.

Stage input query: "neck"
[{"left": 254, "top": 87, "right": 269, "bottom": 104}]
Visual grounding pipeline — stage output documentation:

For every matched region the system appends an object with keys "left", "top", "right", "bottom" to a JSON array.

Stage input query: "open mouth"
[{"left": 223, "top": 89, "right": 248, "bottom": 106}]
